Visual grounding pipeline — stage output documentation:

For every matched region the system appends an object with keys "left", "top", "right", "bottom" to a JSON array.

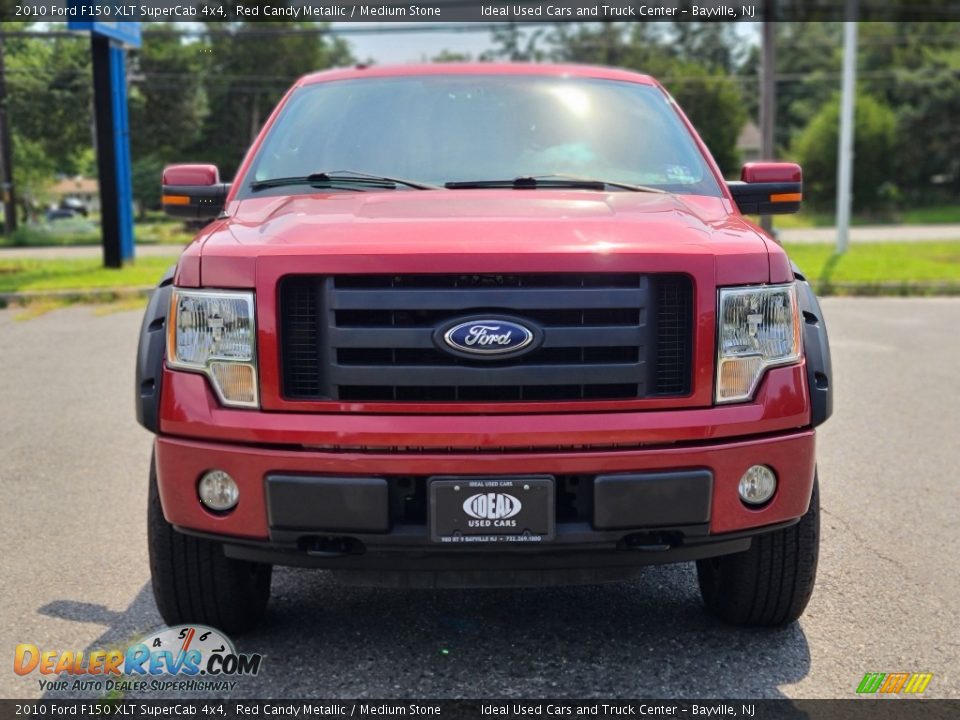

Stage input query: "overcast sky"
[{"left": 335, "top": 23, "right": 500, "bottom": 63}]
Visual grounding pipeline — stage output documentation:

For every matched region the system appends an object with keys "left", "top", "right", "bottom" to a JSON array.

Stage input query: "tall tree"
[
  {"left": 5, "top": 31, "right": 94, "bottom": 214},
  {"left": 196, "top": 19, "right": 353, "bottom": 177},
  {"left": 792, "top": 91, "right": 899, "bottom": 211},
  {"left": 128, "top": 29, "right": 208, "bottom": 163}
]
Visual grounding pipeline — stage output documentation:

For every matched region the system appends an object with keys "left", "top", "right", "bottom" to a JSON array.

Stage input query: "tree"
[
  {"left": 6, "top": 33, "right": 94, "bottom": 177},
  {"left": 195, "top": 20, "right": 353, "bottom": 178},
  {"left": 4, "top": 31, "right": 95, "bottom": 218},
  {"left": 738, "top": 23, "right": 843, "bottom": 154},
  {"left": 791, "top": 92, "right": 899, "bottom": 212},
  {"left": 892, "top": 57, "right": 960, "bottom": 199},
  {"left": 431, "top": 50, "right": 473, "bottom": 63},
  {"left": 480, "top": 25, "right": 548, "bottom": 62},
  {"left": 857, "top": 23, "right": 960, "bottom": 199},
  {"left": 128, "top": 29, "right": 208, "bottom": 163},
  {"left": 663, "top": 64, "right": 746, "bottom": 176},
  {"left": 131, "top": 156, "right": 165, "bottom": 219}
]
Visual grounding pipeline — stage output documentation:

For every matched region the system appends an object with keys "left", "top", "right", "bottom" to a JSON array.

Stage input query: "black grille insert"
[{"left": 280, "top": 273, "right": 692, "bottom": 403}]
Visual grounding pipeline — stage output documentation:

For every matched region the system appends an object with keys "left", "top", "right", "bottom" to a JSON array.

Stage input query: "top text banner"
[{"left": 8, "top": 0, "right": 960, "bottom": 22}]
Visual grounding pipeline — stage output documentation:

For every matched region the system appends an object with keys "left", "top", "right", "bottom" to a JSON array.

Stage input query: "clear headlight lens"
[
  {"left": 167, "top": 289, "right": 258, "bottom": 408},
  {"left": 716, "top": 283, "right": 801, "bottom": 403}
]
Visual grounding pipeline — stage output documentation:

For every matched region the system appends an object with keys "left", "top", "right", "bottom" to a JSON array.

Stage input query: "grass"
[
  {"left": 783, "top": 240, "right": 960, "bottom": 293},
  {"left": 0, "top": 257, "right": 177, "bottom": 294},
  {"left": 900, "top": 205, "right": 960, "bottom": 225},
  {"left": 1, "top": 242, "right": 959, "bottom": 303},
  {"left": 766, "top": 203, "right": 960, "bottom": 230},
  {"left": 0, "top": 218, "right": 193, "bottom": 248}
]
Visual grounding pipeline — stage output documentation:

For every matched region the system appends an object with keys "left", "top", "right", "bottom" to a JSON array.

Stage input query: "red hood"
[{"left": 186, "top": 190, "right": 778, "bottom": 288}]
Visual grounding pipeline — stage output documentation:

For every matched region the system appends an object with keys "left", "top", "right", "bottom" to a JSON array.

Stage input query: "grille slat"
[
  {"left": 328, "top": 362, "right": 647, "bottom": 386},
  {"left": 332, "top": 287, "right": 646, "bottom": 310},
  {"left": 280, "top": 273, "right": 692, "bottom": 404}
]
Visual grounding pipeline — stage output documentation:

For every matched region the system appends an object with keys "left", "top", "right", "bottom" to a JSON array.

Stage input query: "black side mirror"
[
  {"left": 728, "top": 162, "right": 803, "bottom": 215},
  {"left": 162, "top": 164, "right": 230, "bottom": 220}
]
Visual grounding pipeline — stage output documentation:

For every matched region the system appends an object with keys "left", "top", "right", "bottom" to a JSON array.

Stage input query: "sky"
[{"left": 334, "top": 23, "right": 502, "bottom": 63}]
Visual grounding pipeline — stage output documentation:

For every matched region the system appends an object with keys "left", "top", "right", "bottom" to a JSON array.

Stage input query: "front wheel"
[
  {"left": 148, "top": 454, "right": 272, "bottom": 634},
  {"left": 696, "top": 473, "right": 820, "bottom": 626}
]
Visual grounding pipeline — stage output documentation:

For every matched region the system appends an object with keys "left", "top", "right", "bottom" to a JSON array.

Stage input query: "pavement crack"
[{"left": 821, "top": 505, "right": 908, "bottom": 571}]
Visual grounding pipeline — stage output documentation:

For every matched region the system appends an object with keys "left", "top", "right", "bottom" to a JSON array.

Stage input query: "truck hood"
[{"left": 191, "top": 190, "right": 778, "bottom": 287}]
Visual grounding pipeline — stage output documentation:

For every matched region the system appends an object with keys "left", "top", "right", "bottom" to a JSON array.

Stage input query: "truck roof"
[{"left": 298, "top": 62, "right": 659, "bottom": 87}]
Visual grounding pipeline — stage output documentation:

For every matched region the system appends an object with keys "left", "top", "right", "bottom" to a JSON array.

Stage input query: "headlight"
[
  {"left": 167, "top": 288, "right": 258, "bottom": 408},
  {"left": 716, "top": 282, "right": 801, "bottom": 403}
]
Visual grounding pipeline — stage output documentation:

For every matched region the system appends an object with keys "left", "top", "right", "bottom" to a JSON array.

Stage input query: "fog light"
[
  {"left": 198, "top": 470, "right": 239, "bottom": 511},
  {"left": 738, "top": 465, "right": 777, "bottom": 506}
]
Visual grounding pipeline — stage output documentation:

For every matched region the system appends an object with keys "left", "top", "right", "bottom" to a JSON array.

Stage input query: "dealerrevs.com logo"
[{"left": 14, "top": 625, "right": 262, "bottom": 694}]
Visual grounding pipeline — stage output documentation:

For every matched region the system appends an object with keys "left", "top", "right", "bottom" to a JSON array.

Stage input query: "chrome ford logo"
[
  {"left": 463, "top": 493, "right": 522, "bottom": 520},
  {"left": 437, "top": 316, "right": 539, "bottom": 358}
]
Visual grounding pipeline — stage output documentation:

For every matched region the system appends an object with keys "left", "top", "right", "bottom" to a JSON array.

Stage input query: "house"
[
  {"left": 737, "top": 120, "right": 763, "bottom": 163},
  {"left": 48, "top": 176, "right": 100, "bottom": 214}
]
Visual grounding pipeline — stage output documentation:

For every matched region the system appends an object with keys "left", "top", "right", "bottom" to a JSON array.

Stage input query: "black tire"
[
  {"left": 696, "top": 473, "right": 820, "bottom": 627},
  {"left": 148, "top": 454, "right": 272, "bottom": 634}
]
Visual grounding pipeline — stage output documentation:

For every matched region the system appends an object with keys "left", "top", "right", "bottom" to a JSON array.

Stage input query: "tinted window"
[{"left": 241, "top": 75, "right": 721, "bottom": 197}]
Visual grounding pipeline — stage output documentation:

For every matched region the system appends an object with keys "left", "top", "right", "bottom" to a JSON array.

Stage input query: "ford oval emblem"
[{"left": 437, "top": 316, "right": 540, "bottom": 359}]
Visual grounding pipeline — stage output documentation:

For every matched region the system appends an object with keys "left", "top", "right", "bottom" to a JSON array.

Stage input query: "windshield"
[{"left": 240, "top": 75, "right": 722, "bottom": 198}]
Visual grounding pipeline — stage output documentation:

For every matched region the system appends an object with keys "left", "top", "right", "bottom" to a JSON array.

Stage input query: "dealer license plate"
[{"left": 429, "top": 476, "right": 555, "bottom": 544}]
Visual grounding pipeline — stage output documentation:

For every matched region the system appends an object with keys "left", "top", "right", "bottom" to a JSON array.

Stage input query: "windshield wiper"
[
  {"left": 445, "top": 175, "right": 666, "bottom": 193},
  {"left": 250, "top": 170, "right": 439, "bottom": 191}
]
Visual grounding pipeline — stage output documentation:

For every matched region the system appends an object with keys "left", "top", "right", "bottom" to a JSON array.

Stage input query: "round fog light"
[
  {"left": 198, "top": 470, "right": 239, "bottom": 512},
  {"left": 738, "top": 465, "right": 777, "bottom": 506}
]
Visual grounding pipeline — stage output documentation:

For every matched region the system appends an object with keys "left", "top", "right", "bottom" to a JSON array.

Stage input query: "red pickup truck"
[{"left": 136, "top": 63, "right": 832, "bottom": 632}]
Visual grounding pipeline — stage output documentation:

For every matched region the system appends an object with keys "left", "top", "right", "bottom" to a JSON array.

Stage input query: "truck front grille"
[{"left": 279, "top": 273, "right": 692, "bottom": 403}]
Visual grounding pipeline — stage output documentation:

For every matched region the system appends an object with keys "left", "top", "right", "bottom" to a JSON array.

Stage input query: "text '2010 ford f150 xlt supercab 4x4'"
[{"left": 136, "top": 63, "right": 832, "bottom": 633}]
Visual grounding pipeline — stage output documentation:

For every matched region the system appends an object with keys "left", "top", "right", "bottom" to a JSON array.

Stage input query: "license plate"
[{"left": 429, "top": 476, "right": 554, "bottom": 544}]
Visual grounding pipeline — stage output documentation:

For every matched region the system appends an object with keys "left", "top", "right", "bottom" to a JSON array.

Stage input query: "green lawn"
[
  {"left": 0, "top": 257, "right": 177, "bottom": 294},
  {"left": 783, "top": 241, "right": 960, "bottom": 291},
  {"left": 1, "top": 242, "right": 959, "bottom": 299},
  {"left": 767, "top": 203, "right": 960, "bottom": 230},
  {"left": 0, "top": 218, "right": 193, "bottom": 248}
]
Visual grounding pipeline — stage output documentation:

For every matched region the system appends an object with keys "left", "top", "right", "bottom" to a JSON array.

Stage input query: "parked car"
[
  {"left": 44, "top": 207, "right": 80, "bottom": 222},
  {"left": 59, "top": 197, "right": 89, "bottom": 217},
  {"left": 137, "top": 64, "right": 832, "bottom": 632}
]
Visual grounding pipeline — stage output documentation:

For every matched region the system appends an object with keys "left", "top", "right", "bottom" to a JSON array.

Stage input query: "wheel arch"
[
  {"left": 135, "top": 264, "right": 176, "bottom": 433},
  {"left": 793, "top": 262, "right": 833, "bottom": 427}
]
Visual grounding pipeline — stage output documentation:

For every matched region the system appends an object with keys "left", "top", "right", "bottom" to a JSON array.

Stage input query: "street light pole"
[{"left": 836, "top": 0, "right": 858, "bottom": 254}]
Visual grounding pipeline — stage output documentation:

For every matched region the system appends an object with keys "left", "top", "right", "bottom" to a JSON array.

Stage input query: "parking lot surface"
[{"left": 1, "top": 298, "right": 958, "bottom": 699}]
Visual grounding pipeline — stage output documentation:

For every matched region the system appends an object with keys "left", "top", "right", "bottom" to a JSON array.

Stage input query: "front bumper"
[
  {"left": 155, "top": 361, "right": 815, "bottom": 575},
  {"left": 155, "top": 427, "right": 816, "bottom": 574}
]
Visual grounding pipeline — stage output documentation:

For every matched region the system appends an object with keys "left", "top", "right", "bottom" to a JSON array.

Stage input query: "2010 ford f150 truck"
[{"left": 136, "top": 63, "right": 832, "bottom": 633}]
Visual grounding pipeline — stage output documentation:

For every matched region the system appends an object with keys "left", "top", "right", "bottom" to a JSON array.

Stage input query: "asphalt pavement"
[{"left": 1, "top": 298, "right": 958, "bottom": 699}]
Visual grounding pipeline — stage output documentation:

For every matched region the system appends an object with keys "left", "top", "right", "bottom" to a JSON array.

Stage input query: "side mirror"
[
  {"left": 162, "top": 164, "right": 230, "bottom": 220},
  {"left": 727, "top": 162, "right": 802, "bottom": 215}
]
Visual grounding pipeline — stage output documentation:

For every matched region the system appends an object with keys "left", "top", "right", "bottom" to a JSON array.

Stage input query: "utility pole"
[
  {"left": 759, "top": 5, "right": 776, "bottom": 235},
  {"left": 836, "top": 0, "right": 858, "bottom": 254},
  {"left": 0, "top": 32, "right": 18, "bottom": 234}
]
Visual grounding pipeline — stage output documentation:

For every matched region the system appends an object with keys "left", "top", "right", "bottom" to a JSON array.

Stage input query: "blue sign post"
[{"left": 68, "top": 14, "right": 141, "bottom": 268}]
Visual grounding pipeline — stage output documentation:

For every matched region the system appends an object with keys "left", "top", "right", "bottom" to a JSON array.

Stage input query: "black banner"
[
  {"left": 4, "top": 1, "right": 960, "bottom": 24},
  {"left": 1, "top": 700, "right": 960, "bottom": 720}
]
